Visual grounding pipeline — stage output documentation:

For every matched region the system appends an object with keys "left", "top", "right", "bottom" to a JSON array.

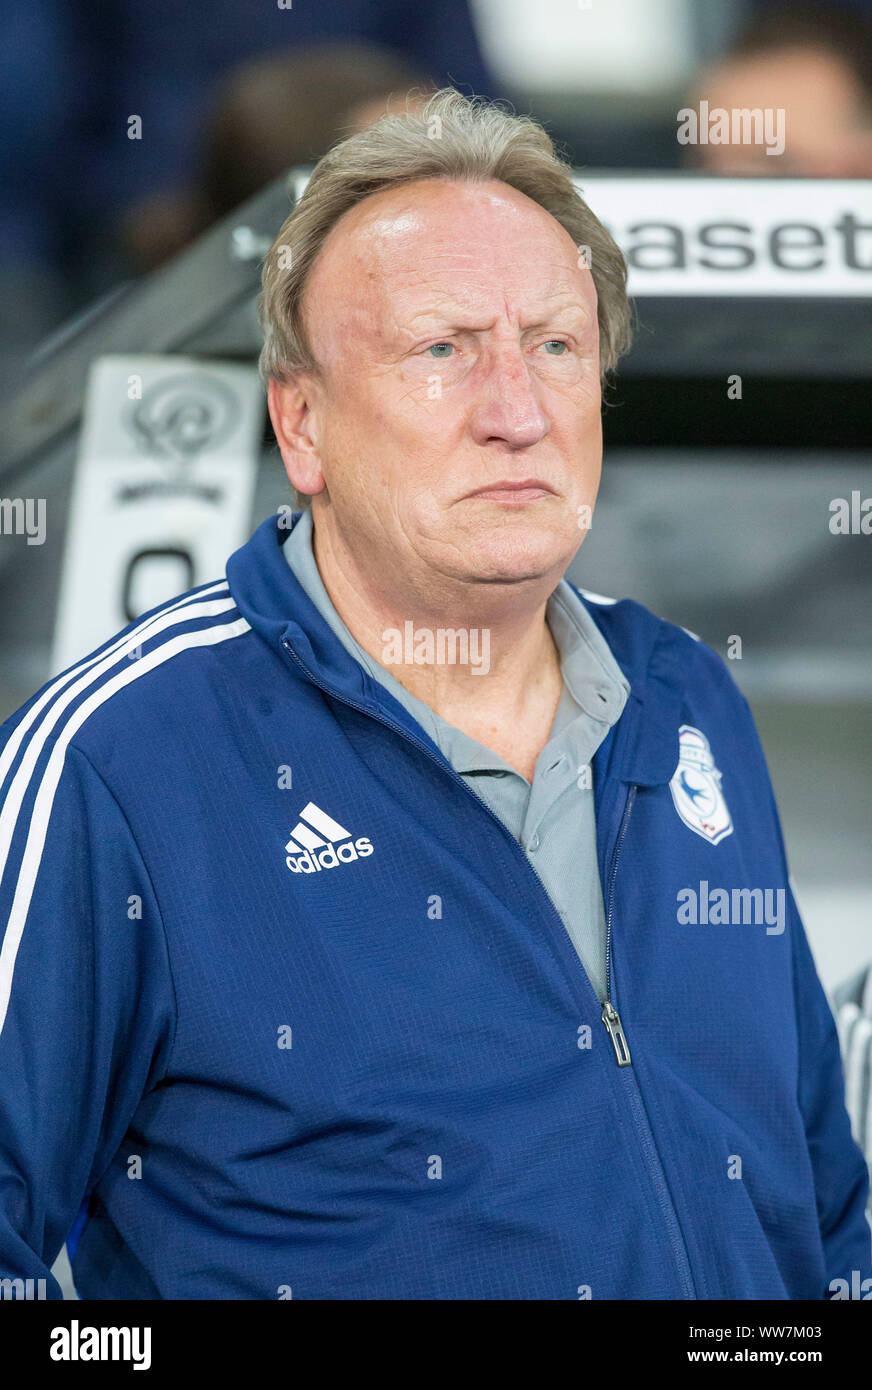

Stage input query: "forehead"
[{"left": 303, "top": 178, "right": 593, "bottom": 334}]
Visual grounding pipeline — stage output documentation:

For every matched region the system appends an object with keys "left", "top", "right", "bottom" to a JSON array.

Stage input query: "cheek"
[
  {"left": 318, "top": 378, "right": 388, "bottom": 454},
  {"left": 383, "top": 380, "right": 466, "bottom": 456},
  {"left": 551, "top": 376, "right": 602, "bottom": 441},
  {"left": 319, "top": 381, "right": 448, "bottom": 501}
]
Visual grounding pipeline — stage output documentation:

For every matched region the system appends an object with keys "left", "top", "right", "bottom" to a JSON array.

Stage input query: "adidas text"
[{"left": 284, "top": 800, "right": 374, "bottom": 874}]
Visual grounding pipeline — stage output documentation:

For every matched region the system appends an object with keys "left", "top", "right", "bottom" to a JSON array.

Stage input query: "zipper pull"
[{"left": 602, "top": 1000, "right": 632, "bottom": 1067}]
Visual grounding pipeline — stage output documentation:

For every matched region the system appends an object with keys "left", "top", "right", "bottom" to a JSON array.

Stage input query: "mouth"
[{"left": 463, "top": 479, "right": 556, "bottom": 504}]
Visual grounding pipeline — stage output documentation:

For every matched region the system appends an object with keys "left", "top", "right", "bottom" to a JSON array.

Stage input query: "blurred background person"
[
  {"left": 7, "top": 0, "right": 872, "bottom": 380},
  {"left": 121, "top": 42, "right": 437, "bottom": 272},
  {"left": 684, "top": 2, "right": 872, "bottom": 175},
  {"left": 0, "top": 0, "right": 493, "bottom": 388}
]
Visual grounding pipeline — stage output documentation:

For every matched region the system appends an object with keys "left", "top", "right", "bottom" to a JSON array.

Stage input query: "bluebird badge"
[{"left": 669, "top": 725, "right": 733, "bottom": 845}]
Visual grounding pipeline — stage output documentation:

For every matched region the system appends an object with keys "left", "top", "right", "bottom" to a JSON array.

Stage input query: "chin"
[{"left": 459, "top": 526, "right": 577, "bottom": 585}]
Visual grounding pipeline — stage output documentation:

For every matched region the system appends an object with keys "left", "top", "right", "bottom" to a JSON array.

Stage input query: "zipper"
[
  {"left": 280, "top": 634, "right": 697, "bottom": 1298},
  {"left": 601, "top": 785, "right": 636, "bottom": 1067},
  {"left": 603, "top": 780, "right": 697, "bottom": 1298}
]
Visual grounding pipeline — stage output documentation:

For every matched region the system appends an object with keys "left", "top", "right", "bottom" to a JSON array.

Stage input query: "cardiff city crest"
[{"left": 669, "top": 725, "right": 733, "bottom": 845}]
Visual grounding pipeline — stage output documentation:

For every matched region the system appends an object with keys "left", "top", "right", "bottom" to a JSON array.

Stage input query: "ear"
[{"left": 267, "top": 375, "right": 327, "bottom": 499}]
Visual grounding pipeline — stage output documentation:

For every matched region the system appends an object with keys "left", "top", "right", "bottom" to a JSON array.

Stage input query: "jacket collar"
[{"left": 226, "top": 512, "right": 692, "bottom": 788}]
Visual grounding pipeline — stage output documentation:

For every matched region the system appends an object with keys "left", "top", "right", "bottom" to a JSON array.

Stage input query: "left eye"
[{"left": 542, "top": 340, "right": 568, "bottom": 354}]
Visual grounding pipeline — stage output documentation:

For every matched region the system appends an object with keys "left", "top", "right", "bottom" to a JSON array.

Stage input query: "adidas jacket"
[{"left": 0, "top": 512, "right": 869, "bottom": 1299}]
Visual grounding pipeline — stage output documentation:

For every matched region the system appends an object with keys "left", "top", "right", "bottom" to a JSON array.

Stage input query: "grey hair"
[{"left": 258, "top": 87, "right": 633, "bottom": 397}]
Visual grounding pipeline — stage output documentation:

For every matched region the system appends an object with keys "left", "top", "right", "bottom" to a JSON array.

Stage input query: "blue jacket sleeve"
[
  {"left": 785, "top": 874, "right": 872, "bottom": 1297},
  {"left": 732, "top": 679, "right": 871, "bottom": 1295},
  {"left": 744, "top": 708, "right": 872, "bottom": 1296},
  {"left": 0, "top": 736, "right": 176, "bottom": 1298}
]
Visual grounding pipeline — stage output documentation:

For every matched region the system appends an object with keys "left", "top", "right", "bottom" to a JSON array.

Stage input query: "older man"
[{"left": 0, "top": 90, "right": 869, "bottom": 1300}]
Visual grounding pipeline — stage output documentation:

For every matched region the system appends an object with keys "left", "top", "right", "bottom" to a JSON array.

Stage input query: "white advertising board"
[{"left": 51, "top": 355, "right": 263, "bottom": 674}]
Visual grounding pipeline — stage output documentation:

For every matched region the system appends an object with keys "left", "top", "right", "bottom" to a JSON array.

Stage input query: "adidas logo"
[{"left": 284, "top": 801, "right": 374, "bottom": 874}]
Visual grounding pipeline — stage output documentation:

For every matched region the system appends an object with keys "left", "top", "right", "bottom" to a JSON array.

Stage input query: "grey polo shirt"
[{"left": 283, "top": 508, "right": 630, "bottom": 1003}]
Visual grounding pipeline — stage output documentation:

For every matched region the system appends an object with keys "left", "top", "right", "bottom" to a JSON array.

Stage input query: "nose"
[{"left": 468, "top": 345, "right": 550, "bottom": 451}]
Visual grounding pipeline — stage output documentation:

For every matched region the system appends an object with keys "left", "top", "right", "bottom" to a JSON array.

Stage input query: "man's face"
[{"left": 274, "top": 177, "right": 602, "bottom": 595}]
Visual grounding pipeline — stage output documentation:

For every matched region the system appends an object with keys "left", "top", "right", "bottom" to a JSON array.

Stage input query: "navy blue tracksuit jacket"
[{"left": 0, "top": 512, "right": 869, "bottom": 1298}]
